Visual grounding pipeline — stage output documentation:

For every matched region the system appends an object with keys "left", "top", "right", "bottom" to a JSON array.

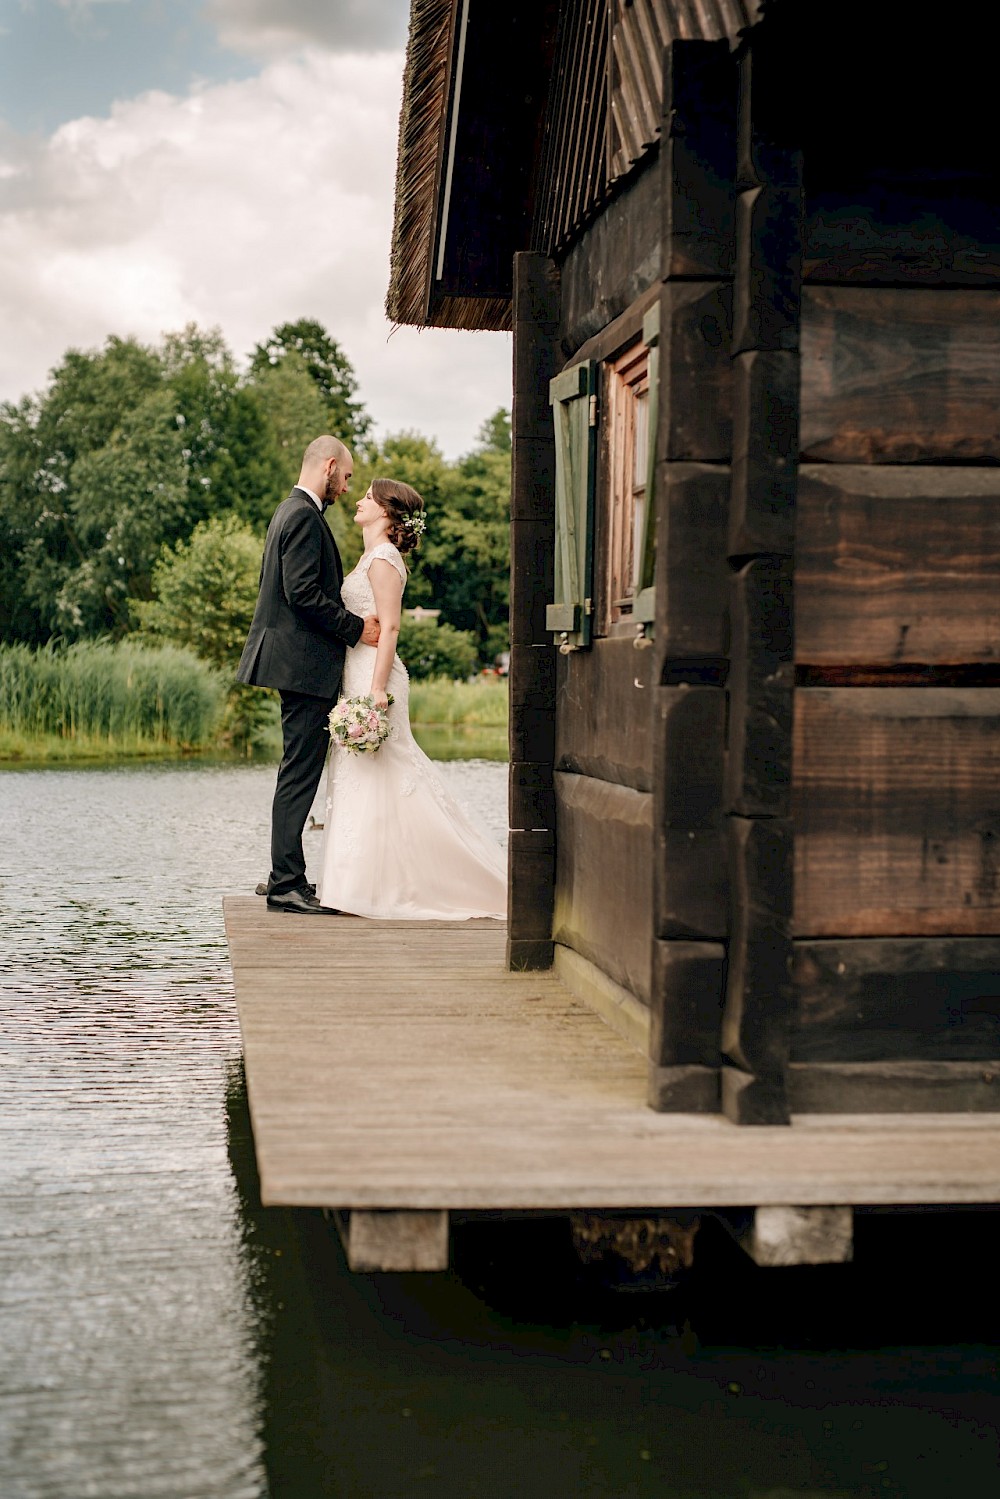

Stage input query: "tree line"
[{"left": 0, "top": 318, "right": 511, "bottom": 678}]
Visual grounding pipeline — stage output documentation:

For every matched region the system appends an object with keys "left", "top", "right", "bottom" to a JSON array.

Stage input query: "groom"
[{"left": 237, "top": 435, "right": 379, "bottom": 914}]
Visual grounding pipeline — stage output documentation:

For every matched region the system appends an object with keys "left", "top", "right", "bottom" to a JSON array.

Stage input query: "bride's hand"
[{"left": 371, "top": 688, "right": 389, "bottom": 711}]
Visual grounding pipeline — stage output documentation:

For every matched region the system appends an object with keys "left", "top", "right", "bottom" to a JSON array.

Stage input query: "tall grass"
[
  {"left": 0, "top": 641, "right": 226, "bottom": 758},
  {"left": 408, "top": 676, "right": 508, "bottom": 727}
]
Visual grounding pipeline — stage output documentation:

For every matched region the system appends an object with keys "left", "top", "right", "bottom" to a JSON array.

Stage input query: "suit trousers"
[{"left": 269, "top": 689, "right": 336, "bottom": 895}]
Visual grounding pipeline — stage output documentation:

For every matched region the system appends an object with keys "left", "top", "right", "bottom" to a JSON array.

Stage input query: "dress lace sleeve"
[{"left": 365, "top": 542, "right": 407, "bottom": 588}]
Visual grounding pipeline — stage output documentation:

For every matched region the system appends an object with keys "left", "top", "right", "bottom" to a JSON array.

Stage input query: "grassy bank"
[
  {"left": 0, "top": 641, "right": 227, "bottom": 762},
  {"left": 0, "top": 647, "right": 509, "bottom": 764},
  {"left": 409, "top": 676, "right": 508, "bottom": 728},
  {"left": 408, "top": 677, "right": 508, "bottom": 761}
]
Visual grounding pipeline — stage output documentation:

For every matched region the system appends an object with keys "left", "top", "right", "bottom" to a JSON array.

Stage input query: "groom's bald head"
[{"left": 299, "top": 435, "right": 353, "bottom": 504}]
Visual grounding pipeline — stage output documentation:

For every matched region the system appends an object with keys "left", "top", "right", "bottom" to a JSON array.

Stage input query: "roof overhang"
[{"left": 387, "top": 0, "right": 766, "bottom": 333}]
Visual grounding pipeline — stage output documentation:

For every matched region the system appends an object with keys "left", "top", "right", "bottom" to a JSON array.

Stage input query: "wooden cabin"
[{"left": 388, "top": 0, "right": 1000, "bottom": 1126}]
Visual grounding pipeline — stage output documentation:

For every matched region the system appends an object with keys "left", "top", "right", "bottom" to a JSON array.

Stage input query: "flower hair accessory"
[{"left": 403, "top": 511, "right": 426, "bottom": 537}]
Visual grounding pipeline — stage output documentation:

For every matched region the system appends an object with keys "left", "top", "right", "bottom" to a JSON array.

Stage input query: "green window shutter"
[
  {"left": 632, "top": 304, "right": 659, "bottom": 628},
  {"left": 546, "top": 359, "right": 597, "bottom": 649}
]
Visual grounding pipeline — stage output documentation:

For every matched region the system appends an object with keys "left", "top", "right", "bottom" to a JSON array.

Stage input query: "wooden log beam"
[
  {"left": 555, "top": 636, "right": 653, "bottom": 792},
  {"left": 654, "top": 685, "right": 728, "bottom": 939},
  {"left": 721, "top": 1205, "right": 854, "bottom": 1267},
  {"left": 509, "top": 253, "right": 560, "bottom": 972},
  {"left": 647, "top": 939, "right": 724, "bottom": 1113},
  {"left": 786, "top": 1061, "right": 1000, "bottom": 1115},
  {"left": 800, "top": 287, "right": 1000, "bottom": 463},
  {"left": 334, "top": 1210, "right": 450, "bottom": 1273},
  {"left": 651, "top": 462, "right": 731, "bottom": 666},
  {"left": 733, "top": 180, "right": 803, "bottom": 355},
  {"left": 553, "top": 772, "right": 652, "bottom": 1003},
  {"left": 730, "top": 350, "right": 798, "bottom": 560},
  {"left": 796, "top": 465, "right": 1000, "bottom": 668},
  {"left": 793, "top": 688, "right": 1000, "bottom": 937},
  {"left": 661, "top": 39, "right": 738, "bottom": 281},
  {"left": 726, "top": 558, "right": 794, "bottom": 818},
  {"left": 791, "top": 938, "right": 1000, "bottom": 1063},
  {"left": 722, "top": 816, "right": 793, "bottom": 1126},
  {"left": 657, "top": 281, "right": 734, "bottom": 462}
]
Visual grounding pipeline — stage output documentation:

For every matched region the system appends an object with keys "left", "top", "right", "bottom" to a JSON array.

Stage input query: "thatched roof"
[
  {"left": 387, "top": 0, "right": 511, "bottom": 333},
  {"left": 387, "top": 0, "right": 767, "bottom": 332}
]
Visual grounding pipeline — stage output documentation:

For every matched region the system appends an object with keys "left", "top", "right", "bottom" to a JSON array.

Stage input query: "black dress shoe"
[
  {"left": 257, "top": 881, "right": 317, "bottom": 898},
  {"left": 266, "top": 888, "right": 340, "bottom": 916}
]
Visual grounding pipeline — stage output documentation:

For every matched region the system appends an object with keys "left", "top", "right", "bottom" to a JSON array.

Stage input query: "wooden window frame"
[{"left": 603, "top": 340, "right": 650, "bottom": 631}]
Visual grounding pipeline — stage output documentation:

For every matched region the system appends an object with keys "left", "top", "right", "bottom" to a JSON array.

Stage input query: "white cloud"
[
  {"left": 205, "top": 0, "right": 408, "bottom": 59},
  {"left": 0, "top": 50, "right": 510, "bottom": 458}
]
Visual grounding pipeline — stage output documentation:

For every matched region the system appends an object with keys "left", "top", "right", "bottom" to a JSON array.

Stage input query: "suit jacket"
[{"left": 236, "top": 488, "right": 364, "bottom": 698}]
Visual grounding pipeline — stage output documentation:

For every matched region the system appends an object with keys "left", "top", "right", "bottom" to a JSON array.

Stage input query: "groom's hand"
[{"left": 360, "top": 615, "right": 380, "bottom": 646}]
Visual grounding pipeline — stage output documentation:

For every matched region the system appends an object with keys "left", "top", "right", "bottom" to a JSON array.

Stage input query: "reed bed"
[
  {"left": 0, "top": 641, "right": 226, "bottom": 758},
  {"left": 408, "top": 675, "right": 508, "bottom": 727}
]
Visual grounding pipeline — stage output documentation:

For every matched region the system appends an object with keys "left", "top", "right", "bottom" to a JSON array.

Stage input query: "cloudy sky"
[{"left": 0, "top": 0, "right": 512, "bottom": 459}]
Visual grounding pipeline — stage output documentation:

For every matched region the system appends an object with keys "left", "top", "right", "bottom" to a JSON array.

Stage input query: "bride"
[{"left": 316, "top": 477, "right": 507, "bottom": 920}]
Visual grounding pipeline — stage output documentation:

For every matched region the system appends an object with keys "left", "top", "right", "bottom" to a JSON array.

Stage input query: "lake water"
[{"left": 0, "top": 761, "right": 997, "bottom": 1498}]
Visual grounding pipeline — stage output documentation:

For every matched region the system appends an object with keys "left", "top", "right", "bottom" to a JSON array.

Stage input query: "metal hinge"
[{"left": 588, "top": 394, "right": 598, "bottom": 427}]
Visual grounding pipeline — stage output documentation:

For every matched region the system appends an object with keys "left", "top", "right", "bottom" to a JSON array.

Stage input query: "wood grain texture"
[
  {"left": 508, "top": 517, "right": 554, "bottom": 650},
  {"left": 796, "top": 465, "right": 1000, "bottom": 667},
  {"left": 553, "top": 770, "right": 652, "bottom": 1003},
  {"left": 508, "top": 644, "right": 555, "bottom": 709},
  {"left": 793, "top": 688, "right": 1000, "bottom": 936},
  {"left": 803, "top": 195, "right": 1000, "bottom": 288},
  {"left": 649, "top": 940, "right": 725, "bottom": 1069},
  {"left": 726, "top": 558, "right": 794, "bottom": 817},
  {"left": 800, "top": 287, "right": 1000, "bottom": 463},
  {"left": 723, "top": 816, "right": 793, "bottom": 1099},
  {"left": 661, "top": 39, "right": 737, "bottom": 280},
  {"left": 509, "top": 705, "right": 555, "bottom": 765},
  {"left": 659, "top": 282, "right": 734, "bottom": 462},
  {"left": 792, "top": 938, "right": 1000, "bottom": 1063},
  {"left": 225, "top": 899, "right": 1000, "bottom": 1206},
  {"left": 507, "top": 828, "right": 554, "bottom": 945},
  {"left": 654, "top": 685, "right": 728, "bottom": 939},
  {"left": 787, "top": 1062, "right": 1000, "bottom": 1115},
  {"left": 733, "top": 180, "right": 803, "bottom": 355},
  {"left": 652, "top": 462, "right": 731, "bottom": 663},
  {"left": 730, "top": 351, "right": 798, "bottom": 559},
  {"left": 555, "top": 636, "right": 653, "bottom": 792},
  {"left": 509, "top": 761, "right": 554, "bottom": 833},
  {"left": 560, "top": 163, "right": 662, "bottom": 355}
]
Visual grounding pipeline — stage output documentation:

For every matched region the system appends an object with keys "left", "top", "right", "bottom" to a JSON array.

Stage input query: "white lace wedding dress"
[{"left": 316, "top": 541, "right": 507, "bottom": 919}]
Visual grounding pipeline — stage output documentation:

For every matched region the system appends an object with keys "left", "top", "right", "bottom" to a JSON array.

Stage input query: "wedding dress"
[{"left": 316, "top": 541, "right": 507, "bottom": 919}]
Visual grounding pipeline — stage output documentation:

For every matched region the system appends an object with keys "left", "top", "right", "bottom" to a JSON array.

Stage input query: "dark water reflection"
[{"left": 1, "top": 763, "right": 998, "bottom": 1498}]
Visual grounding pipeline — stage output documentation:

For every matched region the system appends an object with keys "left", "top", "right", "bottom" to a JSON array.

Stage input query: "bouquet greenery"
[{"left": 329, "top": 693, "right": 394, "bottom": 754}]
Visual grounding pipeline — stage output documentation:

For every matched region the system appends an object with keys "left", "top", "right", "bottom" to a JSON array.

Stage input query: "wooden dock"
[{"left": 225, "top": 897, "right": 1000, "bottom": 1222}]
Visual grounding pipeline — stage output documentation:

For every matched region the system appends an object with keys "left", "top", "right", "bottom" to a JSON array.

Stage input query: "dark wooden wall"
[{"left": 510, "top": 16, "right": 1000, "bottom": 1119}]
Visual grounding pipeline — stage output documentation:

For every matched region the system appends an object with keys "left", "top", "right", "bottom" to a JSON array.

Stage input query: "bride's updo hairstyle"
[{"left": 371, "top": 478, "right": 425, "bottom": 556}]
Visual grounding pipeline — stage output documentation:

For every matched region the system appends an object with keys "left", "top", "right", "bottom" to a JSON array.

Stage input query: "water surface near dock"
[{"left": 1, "top": 762, "right": 997, "bottom": 1498}]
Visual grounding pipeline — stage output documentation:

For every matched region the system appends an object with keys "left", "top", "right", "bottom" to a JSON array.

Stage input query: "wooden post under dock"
[{"left": 225, "top": 898, "right": 1000, "bottom": 1271}]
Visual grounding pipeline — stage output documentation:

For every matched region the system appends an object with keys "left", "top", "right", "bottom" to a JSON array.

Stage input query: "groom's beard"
[{"left": 323, "top": 469, "right": 340, "bottom": 504}]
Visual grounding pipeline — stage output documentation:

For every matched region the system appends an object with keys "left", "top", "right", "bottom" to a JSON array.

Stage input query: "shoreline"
[{"left": 0, "top": 721, "right": 509, "bottom": 769}]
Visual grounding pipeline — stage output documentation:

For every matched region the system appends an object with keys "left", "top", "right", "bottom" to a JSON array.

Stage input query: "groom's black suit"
[{"left": 237, "top": 487, "right": 364, "bottom": 896}]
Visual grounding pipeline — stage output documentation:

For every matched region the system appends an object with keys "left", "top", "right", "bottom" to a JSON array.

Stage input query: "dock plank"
[{"left": 224, "top": 898, "right": 1000, "bottom": 1210}]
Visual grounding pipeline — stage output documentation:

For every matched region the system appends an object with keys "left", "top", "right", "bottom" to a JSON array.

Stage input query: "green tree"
[
  {"left": 132, "top": 514, "right": 273, "bottom": 749},
  {"left": 397, "top": 616, "right": 479, "bottom": 680},
  {"left": 132, "top": 513, "right": 262, "bottom": 669},
  {"left": 57, "top": 387, "right": 190, "bottom": 635},
  {"left": 249, "top": 318, "right": 371, "bottom": 452},
  {"left": 409, "top": 409, "right": 511, "bottom": 660},
  {"left": 0, "top": 336, "right": 168, "bottom": 641}
]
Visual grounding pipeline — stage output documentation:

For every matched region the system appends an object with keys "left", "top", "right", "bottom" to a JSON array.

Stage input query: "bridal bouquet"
[{"left": 329, "top": 694, "right": 394, "bottom": 754}]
